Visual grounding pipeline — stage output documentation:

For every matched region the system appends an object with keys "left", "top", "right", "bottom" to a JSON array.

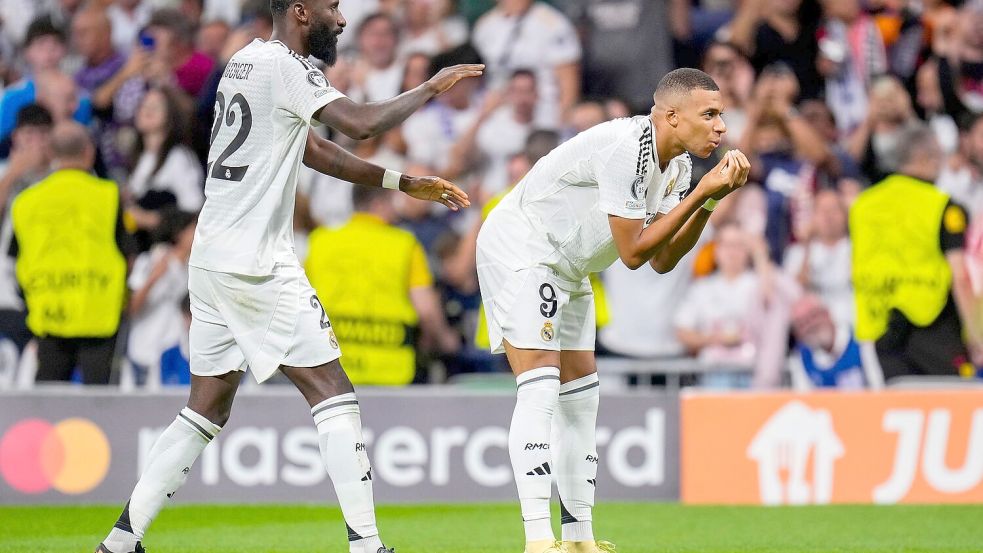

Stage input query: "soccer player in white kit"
[
  {"left": 96, "top": 2, "right": 481, "bottom": 553},
  {"left": 476, "top": 69, "right": 750, "bottom": 553}
]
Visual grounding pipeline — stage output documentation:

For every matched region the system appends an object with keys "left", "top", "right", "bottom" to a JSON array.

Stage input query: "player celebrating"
[
  {"left": 96, "top": 2, "right": 480, "bottom": 553},
  {"left": 476, "top": 68, "right": 749, "bottom": 553}
]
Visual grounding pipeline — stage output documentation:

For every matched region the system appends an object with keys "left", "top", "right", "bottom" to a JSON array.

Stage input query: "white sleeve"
[
  {"left": 594, "top": 132, "right": 647, "bottom": 220},
  {"left": 127, "top": 252, "right": 152, "bottom": 290},
  {"left": 275, "top": 55, "right": 346, "bottom": 124},
  {"left": 673, "top": 281, "right": 705, "bottom": 331}
]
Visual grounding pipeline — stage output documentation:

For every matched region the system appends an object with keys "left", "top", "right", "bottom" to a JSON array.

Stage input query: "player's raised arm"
[
  {"left": 609, "top": 151, "right": 749, "bottom": 272},
  {"left": 313, "top": 64, "right": 484, "bottom": 140},
  {"left": 303, "top": 132, "right": 470, "bottom": 211}
]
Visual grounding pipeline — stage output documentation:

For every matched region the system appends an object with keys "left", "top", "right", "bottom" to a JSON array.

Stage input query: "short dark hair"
[
  {"left": 270, "top": 0, "right": 295, "bottom": 17},
  {"left": 655, "top": 68, "right": 719, "bottom": 101},
  {"left": 148, "top": 9, "right": 195, "bottom": 43},
  {"left": 14, "top": 104, "right": 53, "bottom": 130},
  {"left": 429, "top": 44, "right": 482, "bottom": 79},
  {"left": 524, "top": 129, "right": 560, "bottom": 165},
  {"left": 353, "top": 184, "right": 389, "bottom": 210},
  {"left": 23, "top": 16, "right": 65, "bottom": 48},
  {"left": 358, "top": 12, "right": 398, "bottom": 39},
  {"left": 154, "top": 208, "right": 198, "bottom": 245},
  {"left": 511, "top": 68, "right": 536, "bottom": 82}
]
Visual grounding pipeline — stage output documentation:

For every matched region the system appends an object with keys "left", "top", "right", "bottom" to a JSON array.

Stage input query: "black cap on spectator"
[
  {"left": 429, "top": 44, "right": 483, "bottom": 80},
  {"left": 23, "top": 16, "right": 66, "bottom": 48},
  {"left": 148, "top": 9, "right": 195, "bottom": 44},
  {"left": 14, "top": 103, "right": 54, "bottom": 130}
]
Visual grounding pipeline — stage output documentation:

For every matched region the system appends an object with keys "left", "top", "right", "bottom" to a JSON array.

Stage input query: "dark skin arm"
[
  {"left": 303, "top": 133, "right": 470, "bottom": 210},
  {"left": 609, "top": 151, "right": 751, "bottom": 272},
  {"left": 314, "top": 64, "right": 484, "bottom": 140}
]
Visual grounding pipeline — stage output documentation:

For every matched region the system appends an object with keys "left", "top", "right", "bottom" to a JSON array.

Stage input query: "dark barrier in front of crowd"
[{"left": 0, "top": 388, "right": 679, "bottom": 504}]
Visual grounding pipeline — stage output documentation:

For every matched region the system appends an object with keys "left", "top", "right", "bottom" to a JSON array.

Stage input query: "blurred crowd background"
[{"left": 1, "top": 0, "right": 982, "bottom": 390}]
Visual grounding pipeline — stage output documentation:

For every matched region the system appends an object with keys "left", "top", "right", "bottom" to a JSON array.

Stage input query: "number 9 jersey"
[{"left": 189, "top": 39, "right": 346, "bottom": 276}]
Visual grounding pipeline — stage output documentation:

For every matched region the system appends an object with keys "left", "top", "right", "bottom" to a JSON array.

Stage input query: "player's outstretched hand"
[
  {"left": 402, "top": 176, "right": 471, "bottom": 211},
  {"left": 426, "top": 64, "right": 485, "bottom": 95}
]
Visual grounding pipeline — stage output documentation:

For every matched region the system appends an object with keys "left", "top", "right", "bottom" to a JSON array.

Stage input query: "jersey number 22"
[{"left": 208, "top": 91, "right": 252, "bottom": 181}]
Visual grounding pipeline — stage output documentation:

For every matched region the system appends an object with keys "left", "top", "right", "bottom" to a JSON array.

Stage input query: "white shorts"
[
  {"left": 476, "top": 251, "right": 595, "bottom": 354},
  {"left": 188, "top": 263, "right": 342, "bottom": 383}
]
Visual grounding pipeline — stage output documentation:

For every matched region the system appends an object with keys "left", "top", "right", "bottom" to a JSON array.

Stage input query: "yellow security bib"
[
  {"left": 850, "top": 174, "right": 952, "bottom": 341},
  {"left": 305, "top": 214, "right": 426, "bottom": 386},
  {"left": 12, "top": 169, "right": 126, "bottom": 338}
]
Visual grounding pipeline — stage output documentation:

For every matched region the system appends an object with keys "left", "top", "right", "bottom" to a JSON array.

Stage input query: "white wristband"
[
  {"left": 702, "top": 198, "right": 718, "bottom": 212},
  {"left": 382, "top": 169, "right": 402, "bottom": 190}
]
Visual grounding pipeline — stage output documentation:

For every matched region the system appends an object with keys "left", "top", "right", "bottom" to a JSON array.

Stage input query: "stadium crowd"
[{"left": 0, "top": 0, "right": 982, "bottom": 389}]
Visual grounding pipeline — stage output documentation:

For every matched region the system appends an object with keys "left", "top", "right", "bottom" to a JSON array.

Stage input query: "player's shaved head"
[
  {"left": 270, "top": 0, "right": 299, "bottom": 17},
  {"left": 654, "top": 68, "right": 719, "bottom": 105}
]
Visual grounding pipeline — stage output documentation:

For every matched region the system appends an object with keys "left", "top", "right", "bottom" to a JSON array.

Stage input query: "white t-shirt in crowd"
[
  {"left": 128, "top": 146, "right": 205, "bottom": 212},
  {"left": 107, "top": 3, "right": 152, "bottom": 54},
  {"left": 127, "top": 245, "right": 189, "bottom": 368},
  {"left": 600, "top": 227, "right": 712, "bottom": 358},
  {"left": 475, "top": 106, "right": 532, "bottom": 194},
  {"left": 472, "top": 2, "right": 581, "bottom": 128},
  {"left": 399, "top": 18, "right": 469, "bottom": 58},
  {"left": 352, "top": 62, "right": 403, "bottom": 104},
  {"left": 479, "top": 115, "right": 692, "bottom": 282},
  {"left": 782, "top": 238, "right": 854, "bottom": 326},
  {"left": 673, "top": 271, "right": 760, "bottom": 364},
  {"left": 190, "top": 39, "right": 346, "bottom": 276},
  {"left": 403, "top": 100, "right": 480, "bottom": 172}
]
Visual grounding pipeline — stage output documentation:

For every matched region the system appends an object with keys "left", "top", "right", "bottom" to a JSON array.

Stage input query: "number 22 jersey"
[{"left": 189, "top": 39, "right": 346, "bottom": 276}]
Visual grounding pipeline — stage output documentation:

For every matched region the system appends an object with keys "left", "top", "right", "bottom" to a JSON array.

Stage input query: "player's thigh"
[
  {"left": 503, "top": 340, "right": 561, "bottom": 376},
  {"left": 280, "top": 358, "right": 355, "bottom": 408},
  {"left": 557, "top": 284, "right": 597, "bottom": 383}
]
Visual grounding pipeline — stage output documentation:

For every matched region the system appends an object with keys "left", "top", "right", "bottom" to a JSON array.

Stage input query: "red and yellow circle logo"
[{"left": 0, "top": 418, "right": 111, "bottom": 494}]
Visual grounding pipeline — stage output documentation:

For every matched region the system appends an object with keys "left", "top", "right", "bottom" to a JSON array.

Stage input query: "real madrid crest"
[
  {"left": 665, "top": 178, "right": 675, "bottom": 197},
  {"left": 328, "top": 329, "right": 340, "bottom": 349},
  {"left": 630, "top": 174, "right": 647, "bottom": 201},
  {"left": 540, "top": 321, "right": 555, "bottom": 342}
]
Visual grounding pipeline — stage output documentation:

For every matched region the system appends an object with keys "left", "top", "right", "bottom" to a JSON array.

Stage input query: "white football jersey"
[
  {"left": 479, "top": 115, "right": 692, "bottom": 281},
  {"left": 189, "top": 39, "right": 346, "bottom": 276}
]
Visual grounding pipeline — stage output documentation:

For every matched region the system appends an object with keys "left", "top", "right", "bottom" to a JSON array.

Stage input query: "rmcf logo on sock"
[{"left": 0, "top": 418, "right": 111, "bottom": 494}]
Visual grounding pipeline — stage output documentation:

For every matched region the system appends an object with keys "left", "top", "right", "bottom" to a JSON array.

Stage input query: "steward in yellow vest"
[
  {"left": 11, "top": 122, "right": 130, "bottom": 384},
  {"left": 849, "top": 126, "right": 977, "bottom": 381},
  {"left": 305, "top": 186, "right": 458, "bottom": 385}
]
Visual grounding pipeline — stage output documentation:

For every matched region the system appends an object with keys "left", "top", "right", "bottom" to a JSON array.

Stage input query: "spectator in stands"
[
  {"left": 851, "top": 125, "right": 980, "bottom": 381},
  {"left": 566, "top": 100, "right": 606, "bottom": 136},
  {"left": 126, "top": 210, "right": 195, "bottom": 387},
  {"left": 740, "top": 64, "right": 834, "bottom": 260},
  {"left": 399, "top": 0, "right": 468, "bottom": 58},
  {"left": 562, "top": 0, "right": 673, "bottom": 114},
  {"left": 472, "top": 0, "right": 581, "bottom": 127},
  {"left": 158, "top": 293, "right": 192, "bottom": 386},
  {"left": 846, "top": 75, "right": 922, "bottom": 184},
  {"left": 789, "top": 294, "right": 875, "bottom": 389},
  {"left": 915, "top": 58, "right": 960, "bottom": 155},
  {"left": 783, "top": 188, "right": 853, "bottom": 326},
  {"left": 125, "top": 86, "right": 203, "bottom": 252},
  {"left": 402, "top": 44, "right": 482, "bottom": 176},
  {"left": 932, "top": 0, "right": 983, "bottom": 117},
  {"left": 196, "top": 19, "right": 230, "bottom": 63},
  {"left": 400, "top": 52, "right": 432, "bottom": 93},
  {"left": 447, "top": 68, "right": 536, "bottom": 199},
  {"left": 351, "top": 13, "right": 403, "bottom": 103},
  {"left": 305, "top": 185, "right": 459, "bottom": 386},
  {"left": 816, "top": 0, "right": 887, "bottom": 134},
  {"left": 728, "top": 0, "right": 824, "bottom": 99},
  {"left": 0, "top": 17, "right": 76, "bottom": 145},
  {"left": 0, "top": 105, "right": 53, "bottom": 365},
  {"left": 107, "top": 0, "right": 151, "bottom": 54},
  {"left": 10, "top": 122, "right": 131, "bottom": 384},
  {"left": 938, "top": 112, "right": 983, "bottom": 215},
  {"left": 144, "top": 9, "right": 214, "bottom": 99},
  {"left": 701, "top": 41, "right": 755, "bottom": 144},
  {"left": 797, "top": 99, "right": 863, "bottom": 185},
  {"left": 676, "top": 222, "right": 800, "bottom": 387}
]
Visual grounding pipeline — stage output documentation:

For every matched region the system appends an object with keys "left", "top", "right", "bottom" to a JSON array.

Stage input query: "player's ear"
[
  {"left": 665, "top": 107, "right": 679, "bottom": 128},
  {"left": 293, "top": 1, "right": 310, "bottom": 24}
]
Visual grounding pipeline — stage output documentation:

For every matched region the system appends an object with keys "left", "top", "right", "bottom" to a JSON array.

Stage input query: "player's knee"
[{"left": 186, "top": 400, "right": 233, "bottom": 428}]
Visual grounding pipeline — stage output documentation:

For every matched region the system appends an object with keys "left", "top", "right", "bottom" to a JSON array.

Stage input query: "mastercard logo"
[{"left": 0, "top": 418, "right": 110, "bottom": 494}]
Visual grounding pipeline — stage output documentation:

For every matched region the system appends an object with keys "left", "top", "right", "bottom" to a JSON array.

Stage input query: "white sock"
[
  {"left": 554, "top": 373, "right": 599, "bottom": 542},
  {"left": 312, "top": 393, "right": 384, "bottom": 553},
  {"left": 510, "top": 366, "right": 560, "bottom": 543},
  {"left": 103, "top": 408, "right": 220, "bottom": 552}
]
